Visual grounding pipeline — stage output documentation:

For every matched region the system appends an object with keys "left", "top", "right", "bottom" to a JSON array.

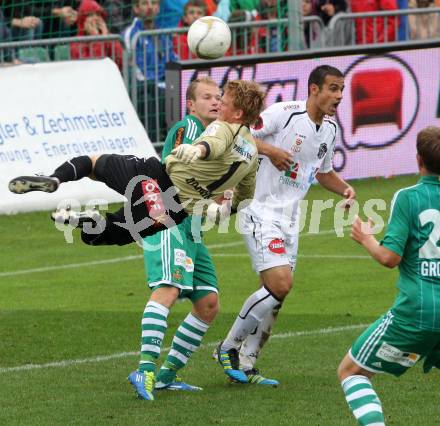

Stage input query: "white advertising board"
[{"left": 0, "top": 58, "right": 157, "bottom": 214}]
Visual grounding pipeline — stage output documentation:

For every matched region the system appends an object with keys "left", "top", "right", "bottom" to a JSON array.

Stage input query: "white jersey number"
[{"left": 419, "top": 209, "right": 440, "bottom": 259}]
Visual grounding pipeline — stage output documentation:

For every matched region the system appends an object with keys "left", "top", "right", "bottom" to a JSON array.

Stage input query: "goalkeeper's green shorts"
[
  {"left": 349, "top": 311, "right": 440, "bottom": 376},
  {"left": 143, "top": 216, "right": 218, "bottom": 302}
]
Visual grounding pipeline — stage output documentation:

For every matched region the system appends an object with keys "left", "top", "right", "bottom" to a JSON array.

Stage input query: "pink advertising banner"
[{"left": 180, "top": 47, "right": 440, "bottom": 180}]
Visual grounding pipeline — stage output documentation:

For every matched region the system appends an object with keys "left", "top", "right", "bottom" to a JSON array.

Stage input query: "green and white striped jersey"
[
  {"left": 161, "top": 115, "right": 204, "bottom": 161},
  {"left": 381, "top": 175, "right": 440, "bottom": 331}
]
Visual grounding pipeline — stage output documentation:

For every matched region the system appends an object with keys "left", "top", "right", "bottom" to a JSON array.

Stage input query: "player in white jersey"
[{"left": 216, "top": 65, "right": 356, "bottom": 385}]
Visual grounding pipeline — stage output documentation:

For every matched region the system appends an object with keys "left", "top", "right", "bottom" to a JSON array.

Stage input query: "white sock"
[
  {"left": 239, "top": 304, "right": 281, "bottom": 370},
  {"left": 222, "top": 287, "right": 280, "bottom": 351}
]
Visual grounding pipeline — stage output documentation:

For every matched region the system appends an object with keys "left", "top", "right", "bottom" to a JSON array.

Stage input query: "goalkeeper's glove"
[
  {"left": 172, "top": 144, "right": 202, "bottom": 164},
  {"left": 206, "top": 190, "right": 233, "bottom": 222}
]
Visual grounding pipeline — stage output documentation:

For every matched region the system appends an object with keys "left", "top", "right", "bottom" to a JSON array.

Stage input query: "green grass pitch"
[{"left": 1, "top": 174, "right": 438, "bottom": 425}]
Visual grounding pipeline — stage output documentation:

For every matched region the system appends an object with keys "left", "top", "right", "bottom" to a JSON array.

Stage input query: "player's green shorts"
[
  {"left": 143, "top": 216, "right": 218, "bottom": 302},
  {"left": 350, "top": 310, "right": 440, "bottom": 376}
]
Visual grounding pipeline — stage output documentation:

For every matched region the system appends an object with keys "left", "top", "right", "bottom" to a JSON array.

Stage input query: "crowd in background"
[
  {"left": 1, "top": 0, "right": 440, "bottom": 51},
  {"left": 2, "top": 0, "right": 440, "bottom": 139},
  {"left": 0, "top": 0, "right": 440, "bottom": 141}
]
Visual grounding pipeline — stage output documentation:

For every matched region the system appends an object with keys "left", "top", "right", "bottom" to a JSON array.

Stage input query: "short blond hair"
[
  {"left": 223, "top": 80, "right": 266, "bottom": 126},
  {"left": 186, "top": 76, "right": 218, "bottom": 101}
]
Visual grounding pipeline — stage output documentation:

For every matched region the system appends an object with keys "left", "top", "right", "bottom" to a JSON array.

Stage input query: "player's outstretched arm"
[
  {"left": 171, "top": 144, "right": 206, "bottom": 163},
  {"left": 255, "top": 138, "right": 292, "bottom": 171},
  {"left": 316, "top": 171, "right": 356, "bottom": 208},
  {"left": 351, "top": 215, "right": 401, "bottom": 268}
]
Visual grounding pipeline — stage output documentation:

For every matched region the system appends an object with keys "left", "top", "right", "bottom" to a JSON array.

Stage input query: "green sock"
[
  {"left": 341, "top": 375, "right": 385, "bottom": 425},
  {"left": 138, "top": 301, "right": 169, "bottom": 374},
  {"left": 156, "top": 313, "right": 209, "bottom": 383}
]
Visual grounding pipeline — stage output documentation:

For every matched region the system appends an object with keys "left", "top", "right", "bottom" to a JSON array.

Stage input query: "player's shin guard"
[
  {"left": 51, "top": 156, "right": 93, "bottom": 183},
  {"left": 222, "top": 286, "right": 281, "bottom": 351},
  {"left": 156, "top": 313, "right": 208, "bottom": 385},
  {"left": 139, "top": 301, "right": 169, "bottom": 374},
  {"left": 239, "top": 304, "right": 281, "bottom": 370},
  {"left": 341, "top": 375, "right": 385, "bottom": 426}
]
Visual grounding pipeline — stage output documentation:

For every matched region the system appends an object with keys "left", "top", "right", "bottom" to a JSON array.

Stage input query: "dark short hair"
[
  {"left": 308, "top": 65, "right": 343, "bottom": 95},
  {"left": 417, "top": 126, "right": 440, "bottom": 175}
]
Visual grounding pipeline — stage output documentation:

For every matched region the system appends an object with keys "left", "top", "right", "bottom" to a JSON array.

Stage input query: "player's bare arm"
[
  {"left": 255, "top": 138, "right": 293, "bottom": 171},
  {"left": 351, "top": 215, "right": 401, "bottom": 268},
  {"left": 316, "top": 171, "right": 356, "bottom": 205}
]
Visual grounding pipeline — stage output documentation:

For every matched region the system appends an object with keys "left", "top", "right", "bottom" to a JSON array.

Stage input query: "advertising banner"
[
  {"left": 0, "top": 58, "right": 156, "bottom": 214},
  {"left": 179, "top": 47, "right": 439, "bottom": 180}
]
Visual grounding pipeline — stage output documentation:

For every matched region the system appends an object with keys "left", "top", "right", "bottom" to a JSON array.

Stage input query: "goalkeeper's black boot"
[
  {"left": 9, "top": 175, "right": 59, "bottom": 194},
  {"left": 51, "top": 205, "right": 103, "bottom": 228}
]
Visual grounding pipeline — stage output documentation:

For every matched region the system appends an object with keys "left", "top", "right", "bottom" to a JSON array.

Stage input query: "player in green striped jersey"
[
  {"left": 338, "top": 126, "right": 440, "bottom": 425},
  {"left": 131, "top": 77, "right": 223, "bottom": 399}
]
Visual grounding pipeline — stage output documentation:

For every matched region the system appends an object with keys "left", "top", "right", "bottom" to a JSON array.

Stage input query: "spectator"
[
  {"left": 1, "top": 0, "right": 80, "bottom": 40},
  {"left": 155, "top": 0, "right": 188, "bottom": 28},
  {"left": 397, "top": 0, "right": 409, "bottom": 40},
  {"left": 255, "top": 0, "right": 288, "bottom": 52},
  {"left": 123, "top": 0, "right": 175, "bottom": 141},
  {"left": 302, "top": 0, "right": 316, "bottom": 47},
  {"left": 70, "top": 0, "right": 123, "bottom": 69},
  {"left": 1, "top": 0, "right": 44, "bottom": 41},
  {"left": 316, "top": 0, "right": 347, "bottom": 26},
  {"left": 408, "top": 0, "right": 439, "bottom": 39},
  {"left": 0, "top": 7, "right": 11, "bottom": 42},
  {"left": 214, "top": 0, "right": 232, "bottom": 21},
  {"left": 51, "top": 1, "right": 78, "bottom": 37},
  {"left": 229, "top": 0, "right": 259, "bottom": 22},
  {"left": 351, "top": 0, "right": 399, "bottom": 44},
  {"left": 203, "top": 0, "right": 218, "bottom": 15},
  {"left": 227, "top": 0, "right": 273, "bottom": 54},
  {"left": 101, "top": 0, "right": 132, "bottom": 34},
  {"left": 316, "top": 0, "right": 353, "bottom": 46},
  {"left": 173, "top": 0, "right": 205, "bottom": 59}
]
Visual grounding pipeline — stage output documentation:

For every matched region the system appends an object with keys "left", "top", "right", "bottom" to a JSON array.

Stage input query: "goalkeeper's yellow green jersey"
[{"left": 165, "top": 120, "right": 258, "bottom": 215}]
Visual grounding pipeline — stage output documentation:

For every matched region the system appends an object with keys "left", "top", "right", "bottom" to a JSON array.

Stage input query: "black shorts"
[{"left": 81, "top": 154, "right": 187, "bottom": 246}]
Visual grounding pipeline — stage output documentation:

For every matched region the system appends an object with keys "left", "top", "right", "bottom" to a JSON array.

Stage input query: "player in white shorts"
[{"left": 216, "top": 65, "right": 357, "bottom": 385}]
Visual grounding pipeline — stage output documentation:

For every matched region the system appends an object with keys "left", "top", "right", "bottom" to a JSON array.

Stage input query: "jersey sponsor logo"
[
  {"left": 284, "top": 162, "right": 300, "bottom": 179},
  {"left": 283, "top": 103, "right": 300, "bottom": 111},
  {"left": 252, "top": 116, "right": 264, "bottom": 130},
  {"left": 278, "top": 175, "right": 309, "bottom": 190},
  {"left": 291, "top": 136, "right": 303, "bottom": 153},
  {"left": 141, "top": 179, "right": 170, "bottom": 227},
  {"left": 174, "top": 249, "right": 186, "bottom": 267},
  {"left": 308, "top": 167, "right": 319, "bottom": 184},
  {"left": 185, "top": 177, "right": 211, "bottom": 198},
  {"left": 420, "top": 261, "right": 440, "bottom": 277},
  {"left": 185, "top": 256, "right": 194, "bottom": 272},
  {"left": 173, "top": 127, "right": 185, "bottom": 149},
  {"left": 174, "top": 249, "right": 194, "bottom": 272},
  {"left": 268, "top": 238, "right": 286, "bottom": 254},
  {"left": 376, "top": 342, "right": 420, "bottom": 367},
  {"left": 317, "top": 143, "right": 327, "bottom": 159},
  {"left": 232, "top": 136, "right": 256, "bottom": 163},
  {"left": 172, "top": 268, "right": 183, "bottom": 282},
  {"left": 371, "top": 362, "right": 383, "bottom": 369}
]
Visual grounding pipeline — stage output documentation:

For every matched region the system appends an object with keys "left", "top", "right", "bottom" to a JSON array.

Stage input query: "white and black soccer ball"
[{"left": 187, "top": 16, "right": 231, "bottom": 60}]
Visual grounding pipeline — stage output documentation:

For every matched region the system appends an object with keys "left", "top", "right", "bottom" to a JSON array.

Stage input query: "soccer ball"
[{"left": 187, "top": 16, "right": 231, "bottom": 60}]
